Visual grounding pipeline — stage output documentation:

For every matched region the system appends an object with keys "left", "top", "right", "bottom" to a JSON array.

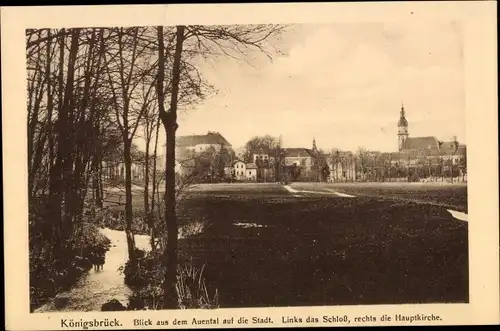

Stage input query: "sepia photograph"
[
  {"left": 27, "top": 19, "right": 469, "bottom": 313},
  {"left": 2, "top": 2, "right": 498, "bottom": 329}
]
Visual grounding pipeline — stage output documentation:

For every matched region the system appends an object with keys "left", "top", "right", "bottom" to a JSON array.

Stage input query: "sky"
[{"left": 137, "top": 20, "right": 465, "bottom": 154}]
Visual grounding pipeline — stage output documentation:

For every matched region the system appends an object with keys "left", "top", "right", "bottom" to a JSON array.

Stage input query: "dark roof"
[
  {"left": 283, "top": 148, "right": 315, "bottom": 158},
  {"left": 398, "top": 116, "right": 408, "bottom": 127},
  {"left": 401, "top": 136, "right": 440, "bottom": 150},
  {"left": 393, "top": 144, "right": 466, "bottom": 159},
  {"left": 438, "top": 141, "right": 462, "bottom": 154},
  {"left": 398, "top": 106, "right": 408, "bottom": 127},
  {"left": 246, "top": 163, "right": 258, "bottom": 169},
  {"left": 232, "top": 159, "right": 245, "bottom": 166},
  {"left": 176, "top": 132, "right": 231, "bottom": 148}
]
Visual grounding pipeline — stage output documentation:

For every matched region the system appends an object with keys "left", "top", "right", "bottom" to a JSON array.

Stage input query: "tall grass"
[
  {"left": 125, "top": 251, "right": 219, "bottom": 310},
  {"left": 176, "top": 260, "right": 219, "bottom": 309}
]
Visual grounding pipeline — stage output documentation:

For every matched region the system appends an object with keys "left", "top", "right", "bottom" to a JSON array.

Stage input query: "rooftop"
[
  {"left": 175, "top": 131, "right": 232, "bottom": 148},
  {"left": 283, "top": 148, "right": 316, "bottom": 158},
  {"left": 246, "top": 163, "right": 258, "bottom": 169},
  {"left": 401, "top": 136, "right": 441, "bottom": 150}
]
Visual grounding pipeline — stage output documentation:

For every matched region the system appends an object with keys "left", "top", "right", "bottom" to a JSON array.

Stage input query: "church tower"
[
  {"left": 312, "top": 137, "right": 317, "bottom": 151},
  {"left": 398, "top": 104, "right": 409, "bottom": 151}
]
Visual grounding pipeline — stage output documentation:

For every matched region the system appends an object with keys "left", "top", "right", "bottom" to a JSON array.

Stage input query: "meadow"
[{"left": 103, "top": 182, "right": 469, "bottom": 307}]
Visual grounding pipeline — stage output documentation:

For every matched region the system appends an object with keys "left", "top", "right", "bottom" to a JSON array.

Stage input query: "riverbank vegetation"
[
  {"left": 27, "top": 25, "right": 284, "bottom": 311},
  {"left": 122, "top": 250, "right": 219, "bottom": 310},
  {"left": 30, "top": 205, "right": 111, "bottom": 311}
]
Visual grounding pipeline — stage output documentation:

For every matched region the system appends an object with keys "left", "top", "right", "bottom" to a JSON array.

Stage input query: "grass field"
[
  {"left": 106, "top": 182, "right": 469, "bottom": 308},
  {"left": 290, "top": 182, "right": 468, "bottom": 213}
]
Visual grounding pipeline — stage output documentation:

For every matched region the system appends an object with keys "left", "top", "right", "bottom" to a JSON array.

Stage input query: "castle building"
[{"left": 174, "top": 131, "right": 233, "bottom": 176}]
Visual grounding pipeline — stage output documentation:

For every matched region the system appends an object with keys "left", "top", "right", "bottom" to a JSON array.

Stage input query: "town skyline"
[
  {"left": 136, "top": 103, "right": 466, "bottom": 155},
  {"left": 134, "top": 21, "right": 465, "bottom": 154}
]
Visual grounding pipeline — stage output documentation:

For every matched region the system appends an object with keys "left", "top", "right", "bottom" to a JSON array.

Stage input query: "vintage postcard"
[{"left": 2, "top": 1, "right": 498, "bottom": 330}]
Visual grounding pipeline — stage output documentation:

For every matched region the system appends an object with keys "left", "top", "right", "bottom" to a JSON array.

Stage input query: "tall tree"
[
  {"left": 243, "top": 135, "right": 280, "bottom": 163},
  {"left": 104, "top": 27, "right": 155, "bottom": 264},
  {"left": 141, "top": 100, "right": 160, "bottom": 250},
  {"left": 156, "top": 24, "right": 286, "bottom": 308},
  {"left": 157, "top": 24, "right": 185, "bottom": 309}
]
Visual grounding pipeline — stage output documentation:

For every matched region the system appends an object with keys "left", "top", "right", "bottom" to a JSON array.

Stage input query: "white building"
[{"left": 233, "top": 160, "right": 247, "bottom": 181}]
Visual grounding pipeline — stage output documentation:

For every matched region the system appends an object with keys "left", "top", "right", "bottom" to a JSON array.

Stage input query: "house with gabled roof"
[
  {"left": 279, "top": 138, "right": 334, "bottom": 181},
  {"left": 176, "top": 131, "right": 232, "bottom": 151},
  {"left": 283, "top": 148, "right": 316, "bottom": 167},
  {"left": 245, "top": 163, "right": 258, "bottom": 181},
  {"left": 232, "top": 159, "right": 246, "bottom": 181}
]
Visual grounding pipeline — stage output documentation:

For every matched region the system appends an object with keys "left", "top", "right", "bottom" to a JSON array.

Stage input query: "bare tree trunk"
[
  {"left": 144, "top": 140, "right": 150, "bottom": 214},
  {"left": 50, "top": 28, "right": 80, "bottom": 266},
  {"left": 149, "top": 116, "right": 161, "bottom": 251},
  {"left": 158, "top": 25, "right": 185, "bottom": 309},
  {"left": 143, "top": 125, "right": 156, "bottom": 252},
  {"left": 123, "top": 140, "right": 137, "bottom": 263}
]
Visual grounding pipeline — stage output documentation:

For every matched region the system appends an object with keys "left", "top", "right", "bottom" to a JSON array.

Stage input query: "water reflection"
[{"left": 34, "top": 228, "right": 150, "bottom": 313}]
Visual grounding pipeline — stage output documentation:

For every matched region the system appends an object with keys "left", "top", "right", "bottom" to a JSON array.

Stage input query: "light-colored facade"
[
  {"left": 253, "top": 153, "right": 275, "bottom": 163},
  {"left": 233, "top": 160, "right": 247, "bottom": 181},
  {"left": 326, "top": 153, "right": 357, "bottom": 182},
  {"left": 174, "top": 131, "right": 233, "bottom": 177}
]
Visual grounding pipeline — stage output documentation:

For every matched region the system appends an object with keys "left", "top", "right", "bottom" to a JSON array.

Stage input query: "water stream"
[{"left": 34, "top": 228, "right": 151, "bottom": 313}]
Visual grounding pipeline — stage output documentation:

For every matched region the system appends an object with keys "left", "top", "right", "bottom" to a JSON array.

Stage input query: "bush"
[
  {"left": 123, "top": 251, "right": 219, "bottom": 310},
  {"left": 29, "top": 218, "right": 111, "bottom": 312},
  {"left": 102, "top": 299, "right": 127, "bottom": 311},
  {"left": 408, "top": 172, "right": 420, "bottom": 182},
  {"left": 123, "top": 248, "right": 150, "bottom": 289}
]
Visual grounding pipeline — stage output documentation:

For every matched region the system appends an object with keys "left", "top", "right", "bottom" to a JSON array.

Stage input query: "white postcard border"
[{"left": 2, "top": 2, "right": 498, "bottom": 329}]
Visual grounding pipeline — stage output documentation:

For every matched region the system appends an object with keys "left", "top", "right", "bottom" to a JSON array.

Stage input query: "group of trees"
[
  {"left": 242, "top": 135, "right": 287, "bottom": 182},
  {"left": 180, "top": 145, "right": 236, "bottom": 183},
  {"left": 27, "top": 24, "right": 285, "bottom": 310},
  {"left": 329, "top": 148, "right": 467, "bottom": 182}
]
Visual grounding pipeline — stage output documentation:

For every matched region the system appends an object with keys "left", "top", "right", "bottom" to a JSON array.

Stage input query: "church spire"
[
  {"left": 398, "top": 103, "right": 408, "bottom": 127},
  {"left": 312, "top": 137, "right": 317, "bottom": 151},
  {"left": 398, "top": 103, "right": 409, "bottom": 151}
]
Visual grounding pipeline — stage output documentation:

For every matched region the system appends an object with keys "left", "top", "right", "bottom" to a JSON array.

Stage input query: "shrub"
[
  {"left": 124, "top": 252, "right": 219, "bottom": 310},
  {"left": 122, "top": 248, "right": 151, "bottom": 288},
  {"left": 29, "top": 221, "right": 110, "bottom": 311},
  {"left": 102, "top": 299, "right": 127, "bottom": 311}
]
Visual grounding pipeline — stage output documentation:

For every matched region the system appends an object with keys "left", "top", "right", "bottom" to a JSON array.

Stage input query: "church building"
[{"left": 393, "top": 104, "right": 467, "bottom": 179}]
